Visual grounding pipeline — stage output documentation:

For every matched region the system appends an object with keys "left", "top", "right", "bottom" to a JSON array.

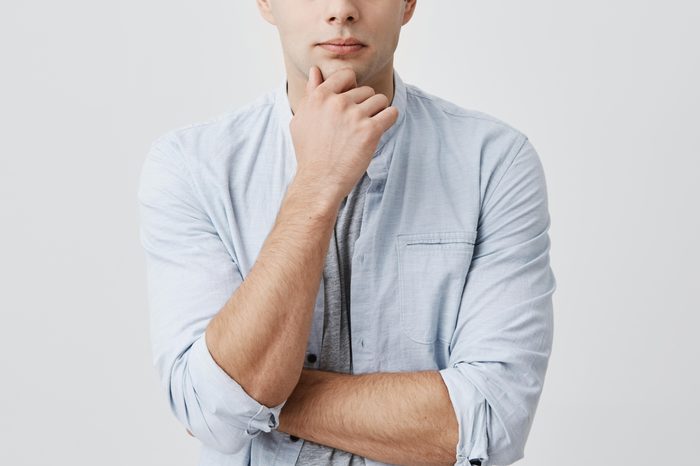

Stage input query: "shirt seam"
[
  {"left": 479, "top": 135, "right": 529, "bottom": 214},
  {"left": 405, "top": 88, "right": 526, "bottom": 135},
  {"left": 166, "top": 101, "right": 276, "bottom": 140}
]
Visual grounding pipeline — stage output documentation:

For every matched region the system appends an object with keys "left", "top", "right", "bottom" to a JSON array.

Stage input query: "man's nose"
[{"left": 325, "top": 0, "right": 360, "bottom": 25}]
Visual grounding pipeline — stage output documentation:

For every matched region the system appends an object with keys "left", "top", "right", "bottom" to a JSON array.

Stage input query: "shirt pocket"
[{"left": 396, "top": 230, "right": 477, "bottom": 345}]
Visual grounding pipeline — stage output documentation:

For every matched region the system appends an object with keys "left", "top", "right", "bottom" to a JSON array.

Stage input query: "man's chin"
[{"left": 317, "top": 62, "right": 365, "bottom": 82}]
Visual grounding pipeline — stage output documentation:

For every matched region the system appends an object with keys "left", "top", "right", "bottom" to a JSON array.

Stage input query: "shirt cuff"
[
  {"left": 188, "top": 332, "right": 287, "bottom": 437},
  {"left": 439, "top": 365, "right": 490, "bottom": 466}
]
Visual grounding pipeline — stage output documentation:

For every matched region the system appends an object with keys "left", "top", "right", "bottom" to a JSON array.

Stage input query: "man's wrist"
[{"left": 286, "top": 173, "right": 343, "bottom": 217}]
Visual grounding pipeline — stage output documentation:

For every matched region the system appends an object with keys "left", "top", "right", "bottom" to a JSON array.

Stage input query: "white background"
[{"left": 1, "top": 1, "right": 698, "bottom": 465}]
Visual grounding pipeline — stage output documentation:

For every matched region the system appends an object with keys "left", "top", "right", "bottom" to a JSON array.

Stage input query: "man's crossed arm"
[
  {"left": 278, "top": 368, "right": 458, "bottom": 466},
  {"left": 187, "top": 367, "right": 459, "bottom": 466}
]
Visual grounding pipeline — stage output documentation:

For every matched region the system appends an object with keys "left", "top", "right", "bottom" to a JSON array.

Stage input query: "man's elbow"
[
  {"left": 439, "top": 363, "right": 537, "bottom": 465},
  {"left": 165, "top": 382, "right": 252, "bottom": 455},
  {"left": 159, "top": 348, "right": 264, "bottom": 455},
  {"left": 487, "top": 407, "right": 532, "bottom": 465},
  {"left": 183, "top": 416, "right": 252, "bottom": 455}
]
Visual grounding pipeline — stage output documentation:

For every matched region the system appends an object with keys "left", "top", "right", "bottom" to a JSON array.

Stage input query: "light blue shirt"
[{"left": 137, "top": 69, "right": 556, "bottom": 466}]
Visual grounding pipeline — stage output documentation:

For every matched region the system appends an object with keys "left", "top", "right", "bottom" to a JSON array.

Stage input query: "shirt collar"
[{"left": 274, "top": 68, "right": 407, "bottom": 179}]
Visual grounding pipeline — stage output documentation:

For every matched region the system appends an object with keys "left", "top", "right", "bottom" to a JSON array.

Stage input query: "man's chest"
[{"left": 204, "top": 136, "right": 481, "bottom": 372}]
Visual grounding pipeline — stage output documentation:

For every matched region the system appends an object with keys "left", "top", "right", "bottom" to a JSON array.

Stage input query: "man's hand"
[{"left": 289, "top": 65, "right": 399, "bottom": 203}]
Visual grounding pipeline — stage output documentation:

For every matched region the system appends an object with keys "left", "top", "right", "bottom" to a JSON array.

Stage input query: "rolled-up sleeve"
[
  {"left": 137, "top": 134, "right": 286, "bottom": 455},
  {"left": 439, "top": 137, "right": 556, "bottom": 465}
]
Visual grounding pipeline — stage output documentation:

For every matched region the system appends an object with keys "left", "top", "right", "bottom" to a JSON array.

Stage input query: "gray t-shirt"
[{"left": 294, "top": 172, "right": 371, "bottom": 465}]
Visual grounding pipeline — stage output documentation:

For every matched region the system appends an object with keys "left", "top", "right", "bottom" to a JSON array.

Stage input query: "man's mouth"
[
  {"left": 319, "top": 44, "right": 364, "bottom": 54},
  {"left": 317, "top": 38, "right": 366, "bottom": 55}
]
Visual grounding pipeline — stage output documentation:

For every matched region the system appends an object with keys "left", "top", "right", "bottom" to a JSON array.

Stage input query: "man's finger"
[
  {"left": 319, "top": 67, "right": 357, "bottom": 95},
  {"left": 342, "top": 86, "right": 375, "bottom": 104},
  {"left": 305, "top": 65, "right": 323, "bottom": 96},
  {"left": 370, "top": 105, "right": 400, "bottom": 133}
]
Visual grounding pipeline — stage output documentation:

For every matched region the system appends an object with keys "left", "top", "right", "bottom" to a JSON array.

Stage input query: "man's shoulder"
[
  {"left": 404, "top": 83, "right": 527, "bottom": 141},
  {"left": 403, "top": 82, "right": 535, "bottom": 187},
  {"left": 148, "top": 88, "right": 277, "bottom": 161}
]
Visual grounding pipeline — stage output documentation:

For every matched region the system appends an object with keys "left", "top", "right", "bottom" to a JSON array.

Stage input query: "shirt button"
[
  {"left": 306, "top": 353, "right": 317, "bottom": 363},
  {"left": 289, "top": 435, "right": 299, "bottom": 442}
]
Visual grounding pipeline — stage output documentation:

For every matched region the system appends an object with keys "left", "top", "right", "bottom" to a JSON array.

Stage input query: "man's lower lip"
[{"left": 318, "top": 44, "right": 365, "bottom": 54}]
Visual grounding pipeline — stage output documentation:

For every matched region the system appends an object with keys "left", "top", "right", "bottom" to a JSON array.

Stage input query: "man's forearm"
[
  {"left": 205, "top": 175, "right": 341, "bottom": 407},
  {"left": 278, "top": 368, "right": 459, "bottom": 466}
]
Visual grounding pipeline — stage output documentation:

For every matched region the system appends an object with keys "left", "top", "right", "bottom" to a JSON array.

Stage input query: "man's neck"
[{"left": 285, "top": 62, "right": 395, "bottom": 116}]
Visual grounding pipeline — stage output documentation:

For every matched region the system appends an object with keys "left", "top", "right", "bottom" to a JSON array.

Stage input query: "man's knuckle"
[{"left": 330, "top": 95, "right": 347, "bottom": 111}]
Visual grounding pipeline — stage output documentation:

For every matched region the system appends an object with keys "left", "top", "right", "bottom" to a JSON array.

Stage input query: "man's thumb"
[{"left": 305, "top": 66, "right": 322, "bottom": 95}]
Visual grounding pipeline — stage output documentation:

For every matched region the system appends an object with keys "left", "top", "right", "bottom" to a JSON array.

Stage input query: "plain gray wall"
[{"left": 1, "top": 1, "right": 698, "bottom": 464}]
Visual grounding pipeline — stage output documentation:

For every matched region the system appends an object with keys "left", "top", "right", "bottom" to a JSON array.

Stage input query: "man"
[{"left": 137, "top": 1, "right": 556, "bottom": 465}]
